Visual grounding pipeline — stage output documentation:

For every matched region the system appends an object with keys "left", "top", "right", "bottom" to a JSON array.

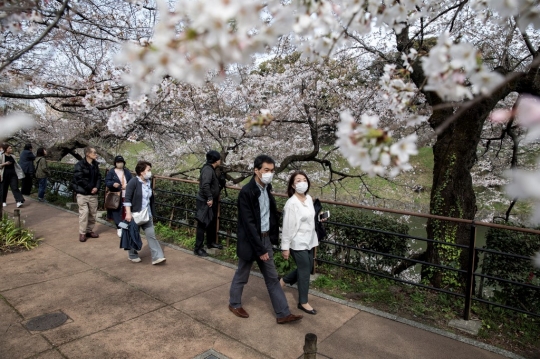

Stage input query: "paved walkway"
[{"left": 0, "top": 197, "right": 523, "bottom": 359}]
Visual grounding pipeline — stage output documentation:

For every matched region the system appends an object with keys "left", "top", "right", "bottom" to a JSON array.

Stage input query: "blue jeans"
[{"left": 38, "top": 178, "right": 47, "bottom": 199}]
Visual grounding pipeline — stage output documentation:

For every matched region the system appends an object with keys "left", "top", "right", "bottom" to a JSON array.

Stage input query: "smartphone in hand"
[
  {"left": 319, "top": 211, "right": 330, "bottom": 221},
  {"left": 118, "top": 221, "right": 129, "bottom": 230}
]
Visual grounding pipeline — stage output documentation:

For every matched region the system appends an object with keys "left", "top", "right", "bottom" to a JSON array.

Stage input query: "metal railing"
[
  {"left": 152, "top": 175, "right": 540, "bottom": 321},
  {"left": 47, "top": 164, "right": 540, "bottom": 320}
]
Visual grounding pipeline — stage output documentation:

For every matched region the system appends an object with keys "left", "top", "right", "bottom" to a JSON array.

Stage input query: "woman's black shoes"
[{"left": 297, "top": 303, "right": 317, "bottom": 315}]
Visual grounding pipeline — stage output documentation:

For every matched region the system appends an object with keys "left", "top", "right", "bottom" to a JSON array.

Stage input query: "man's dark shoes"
[
  {"left": 86, "top": 232, "right": 99, "bottom": 238},
  {"left": 194, "top": 249, "right": 208, "bottom": 257},
  {"left": 79, "top": 234, "right": 87, "bottom": 242},
  {"left": 208, "top": 243, "right": 223, "bottom": 249},
  {"left": 276, "top": 313, "right": 303, "bottom": 324},
  {"left": 228, "top": 305, "right": 249, "bottom": 318},
  {"left": 297, "top": 303, "right": 317, "bottom": 315}
]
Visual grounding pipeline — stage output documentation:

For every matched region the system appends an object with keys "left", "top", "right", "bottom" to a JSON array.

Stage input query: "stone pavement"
[{"left": 0, "top": 197, "right": 523, "bottom": 359}]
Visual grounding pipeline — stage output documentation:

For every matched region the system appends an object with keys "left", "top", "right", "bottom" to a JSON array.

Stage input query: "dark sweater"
[
  {"left": 124, "top": 177, "right": 156, "bottom": 216},
  {"left": 19, "top": 149, "right": 36, "bottom": 174}
]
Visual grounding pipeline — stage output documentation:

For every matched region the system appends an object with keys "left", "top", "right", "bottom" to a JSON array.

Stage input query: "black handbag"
[{"left": 104, "top": 190, "right": 121, "bottom": 210}]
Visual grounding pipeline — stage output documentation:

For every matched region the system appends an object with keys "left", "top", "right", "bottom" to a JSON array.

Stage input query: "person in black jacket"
[
  {"left": 228, "top": 154, "right": 303, "bottom": 324},
  {"left": 71, "top": 147, "right": 102, "bottom": 242},
  {"left": 105, "top": 155, "right": 133, "bottom": 237},
  {"left": 194, "top": 150, "right": 223, "bottom": 257},
  {"left": 1, "top": 143, "right": 26, "bottom": 208},
  {"left": 19, "top": 143, "right": 36, "bottom": 195}
]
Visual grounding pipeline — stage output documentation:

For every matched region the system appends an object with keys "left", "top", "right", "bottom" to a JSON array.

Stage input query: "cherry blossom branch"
[
  {"left": 432, "top": 55, "right": 540, "bottom": 135},
  {"left": 0, "top": 0, "right": 69, "bottom": 74}
]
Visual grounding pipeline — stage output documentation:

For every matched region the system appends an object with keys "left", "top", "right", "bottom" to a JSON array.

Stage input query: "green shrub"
[
  {"left": 154, "top": 222, "right": 196, "bottom": 248},
  {"left": 153, "top": 178, "right": 199, "bottom": 230},
  {"left": 481, "top": 222, "right": 540, "bottom": 313},
  {"left": 0, "top": 216, "right": 40, "bottom": 253},
  {"left": 318, "top": 205, "right": 410, "bottom": 275},
  {"left": 273, "top": 250, "right": 298, "bottom": 276}
]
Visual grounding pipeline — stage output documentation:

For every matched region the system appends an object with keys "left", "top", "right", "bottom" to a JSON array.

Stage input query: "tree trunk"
[{"left": 424, "top": 99, "right": 500, "bottom": 288}]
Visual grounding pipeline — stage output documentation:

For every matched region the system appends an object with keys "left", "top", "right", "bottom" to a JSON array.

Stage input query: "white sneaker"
[
  {"left": 16, "top": 202, "right": 23, "bottom": 208},
  {"left": 152, "top": 258, "right": 166, "bottom": 265},
  {"left": 117, "top": 228, "right": 122, "bottom": 237},
  {"left": 128, "top": 257, "right": 142, "bottom": 263},
  {"left": 2, "top": 203, "right": 6, "bottom": 207}
]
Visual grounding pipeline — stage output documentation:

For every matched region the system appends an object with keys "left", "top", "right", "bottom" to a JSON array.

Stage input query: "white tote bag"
[{"left": 132, "top": 207, "right": 150, "bottom": 225}]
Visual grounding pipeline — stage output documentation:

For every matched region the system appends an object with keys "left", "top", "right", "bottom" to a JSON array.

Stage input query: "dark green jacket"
[{"left": 34, "top": 156, "right": 49, "bottom": 179}]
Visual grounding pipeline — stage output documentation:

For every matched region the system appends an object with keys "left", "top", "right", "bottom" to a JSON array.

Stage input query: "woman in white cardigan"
[{"left": 280, "top": 170, "right": 319, "bottom": 315}]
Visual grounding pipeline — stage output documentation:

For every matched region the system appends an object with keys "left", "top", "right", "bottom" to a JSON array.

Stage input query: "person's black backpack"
[{"left": 313, "top": 198, "right": 326, "bottom": 241}]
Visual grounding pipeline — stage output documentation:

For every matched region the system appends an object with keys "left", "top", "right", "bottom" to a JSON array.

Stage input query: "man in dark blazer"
[{"left": 228, "top": 154, "right": 302, "bottom": 324}]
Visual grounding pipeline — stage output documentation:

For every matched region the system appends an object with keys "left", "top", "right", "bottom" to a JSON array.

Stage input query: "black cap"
[
  {"left": 114, "top": 155, "right": 126, "bottom": 164},
  {"left": 206, "top": 150, "right": 221, "bottom": 164}
]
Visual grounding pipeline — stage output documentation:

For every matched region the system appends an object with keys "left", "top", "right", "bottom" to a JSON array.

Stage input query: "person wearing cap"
[
  {"left": 105, "top": 155, "right": 133, "bottom": 237},
  {"left": 194, "top": 150, "right": 224, "bottom": 256}
]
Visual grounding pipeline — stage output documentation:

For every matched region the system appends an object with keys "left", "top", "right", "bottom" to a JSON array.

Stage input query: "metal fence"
[{"left": 47, "top": 163, "right": 540, "bottom": 320}]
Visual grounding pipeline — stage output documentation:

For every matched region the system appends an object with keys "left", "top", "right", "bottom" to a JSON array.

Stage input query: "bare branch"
[{"left": 0, "top": 0, "right": 69, "bottom": 74}]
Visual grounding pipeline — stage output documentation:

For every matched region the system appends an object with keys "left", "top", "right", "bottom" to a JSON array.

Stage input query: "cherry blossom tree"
[
  {"left": 2, "top": 0, "right": 540, "bottom": 272},
  {"left": 0, "top": 0, "right": 157, "bottom": 158}
]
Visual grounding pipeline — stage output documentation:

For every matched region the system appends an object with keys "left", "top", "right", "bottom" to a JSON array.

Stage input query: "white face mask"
[
  {"left": 295, "top": 182, "right": 308, "bottom": 194},
  {"left": 144, "top": 171, "right": 152, "bottom": 180},
  {"left": 260, "top": 172, "right": 273, "bottom": 185},
  {"left": 116, "top": 163, "right": 124, "bottom": 169}
]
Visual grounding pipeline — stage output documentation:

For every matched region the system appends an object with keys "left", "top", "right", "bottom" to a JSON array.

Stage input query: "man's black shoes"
[
  {"left": 194, "top": 249, "right": 208, "bottom": 257},
  {"left": 208, "top": 243, "right": 223, "bottom": 249}
]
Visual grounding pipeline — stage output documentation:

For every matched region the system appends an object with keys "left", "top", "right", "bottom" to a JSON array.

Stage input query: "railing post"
[
  {"left": 215, "top": 194, "right": 221, "bottom": 244},
  {"left": 303, "top": 333, "right": 317, "bottom": 359},
  {"left": 463, "top": 222, "right": 476, "bottom": 320},
  {"left": 13, "top": 209, "right": 21, "bottom": 228}
]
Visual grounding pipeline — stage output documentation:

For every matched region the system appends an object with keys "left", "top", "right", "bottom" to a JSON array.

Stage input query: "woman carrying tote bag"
[
  {"left": 105, "top": 155, "right": 133, "bottom": 237},
  {"left": 123, "top": 160, "right": 166, "bottom": 265}
]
